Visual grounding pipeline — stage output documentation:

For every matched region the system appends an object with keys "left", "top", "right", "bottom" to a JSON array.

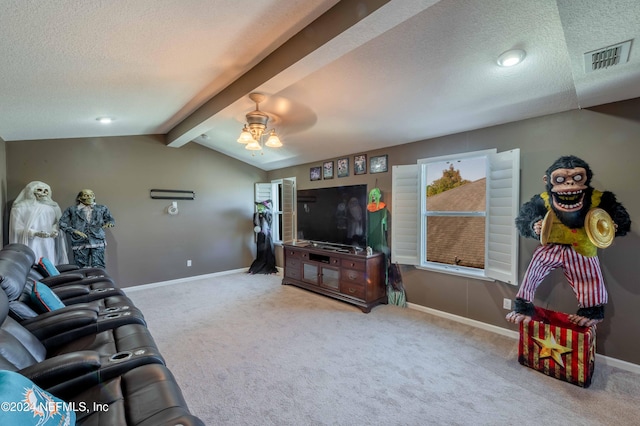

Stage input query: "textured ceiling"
[{"left": 1, "top": 0, "right": 639, "bottom": 171}]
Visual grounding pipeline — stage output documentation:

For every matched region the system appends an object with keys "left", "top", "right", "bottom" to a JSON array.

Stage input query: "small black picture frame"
[
  {"left": 354, "top": 154, "right": 367, "bottom": 175},
  {"left": 310, "top": 166, "right": 322, "bottom": 181},
  {"left": 337, "top": 157, "right": 349, "bottom": 178},
  {"left": 370, "top": 154, "right": 388, "bottom": 173},
  {"left": 323, "top": 161, "right": 334, "bottom": 179}
]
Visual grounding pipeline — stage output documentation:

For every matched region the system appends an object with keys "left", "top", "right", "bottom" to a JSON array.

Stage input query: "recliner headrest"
[
  {"left": 2, "top": 243, "right": 37, "bottom": 264},
  {"left": 0, "top": 251, "right": 33, "bottom": 301}
]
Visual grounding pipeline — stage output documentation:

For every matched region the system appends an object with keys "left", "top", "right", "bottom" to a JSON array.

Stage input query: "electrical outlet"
[
  {"left": 187, "top": 260, "right": 192, "bottom": 267},
  {"left": 503, "top": 298, "right": 512, "bottom": 310}
]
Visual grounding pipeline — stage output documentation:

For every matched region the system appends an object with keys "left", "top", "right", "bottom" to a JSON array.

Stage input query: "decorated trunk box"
[{"left": 518, "top": 306, "right": 596, "bottom": 388}]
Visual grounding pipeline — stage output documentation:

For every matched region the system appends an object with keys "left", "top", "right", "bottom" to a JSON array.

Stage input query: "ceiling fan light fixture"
[
  {"left": 237, "top": 125, "right": 253, "bottom": 144},
  {"left": 237, "top": 93, "right": 283, "bottom": 150},
  {"left": 264, "top": 129, "right": 282, "bottom": 148},
  {"left": 497, "top": 49, "right": 526, "bottom": 67},
  {"left": 245, "top": 140, "right": 262, "bottom": 151}
]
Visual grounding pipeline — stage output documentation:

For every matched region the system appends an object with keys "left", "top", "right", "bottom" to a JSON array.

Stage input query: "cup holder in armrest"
[
  {"left": 98, "top": 311, "right": 132, "bottom": 321},
  {"left": 109, "top": 351, "right": 133, "bottom": 362},
  {"left": 102, "top": 306, "right": 131, "bottom": 313},
  {"left": 108, "top": 349, "right": 147, "bottom": 362}
]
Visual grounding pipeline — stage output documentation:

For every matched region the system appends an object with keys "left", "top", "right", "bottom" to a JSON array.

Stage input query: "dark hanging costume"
[
  {"left": 366, "top": 188, "right": 406, "bottom": 307},
  {"left": 249, "top": 200, "right": 278, "bottom": 274}
]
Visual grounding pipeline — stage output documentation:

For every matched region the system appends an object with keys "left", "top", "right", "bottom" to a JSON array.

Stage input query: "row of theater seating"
[{"left": 0, "top": 243, "right": 204, "bottom": 425}]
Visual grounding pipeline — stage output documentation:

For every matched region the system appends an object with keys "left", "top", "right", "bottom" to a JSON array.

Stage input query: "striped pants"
[{"left": 517, "top": 244, "right": 607, "bottom": 308}]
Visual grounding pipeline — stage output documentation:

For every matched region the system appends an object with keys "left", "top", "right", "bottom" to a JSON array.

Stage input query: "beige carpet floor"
[{"left": 126, "top": 271, "right": 640, "bottom": 426}]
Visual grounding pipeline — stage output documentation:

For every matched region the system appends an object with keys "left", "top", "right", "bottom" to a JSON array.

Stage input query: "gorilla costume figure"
[{"left": 506, "top": 155, "right": 631, "bottom": 327}]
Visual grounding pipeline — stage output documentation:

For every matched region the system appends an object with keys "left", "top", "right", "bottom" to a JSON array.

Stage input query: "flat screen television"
[{"left": 297, "top": 184, "right": 368, "bottom": 248}]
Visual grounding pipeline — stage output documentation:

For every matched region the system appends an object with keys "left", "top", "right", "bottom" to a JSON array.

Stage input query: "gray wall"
[
  {"left": 269, "top": 99, "right": 640, "bottom": 365},
  {"left": 0, "top": 136, "right": 5, "bottom": 245},
  {"left": 5, "top": 135, "right": 266, "bottom": 287}
]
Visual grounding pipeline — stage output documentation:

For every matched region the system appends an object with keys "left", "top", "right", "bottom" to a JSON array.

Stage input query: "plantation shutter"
[
  {"left": 391, "top": 164, "right": 420, "bottom": 265},
  {"left": 254, "top": 182, "right": 273, "bottom": 242},
  {"left": 485, "top": 149, "right": 520, "bottom": 285},
  {"left": 254, "top": 183, "right": 271, "bottom": 205},
  {"left": 281, "top": 178, "right": 296, "bottom": 243}
]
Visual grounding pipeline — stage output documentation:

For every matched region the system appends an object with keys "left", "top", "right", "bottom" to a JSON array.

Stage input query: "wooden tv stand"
[{"left": 282, "top": 243, "right": 387, "bottom": 313}]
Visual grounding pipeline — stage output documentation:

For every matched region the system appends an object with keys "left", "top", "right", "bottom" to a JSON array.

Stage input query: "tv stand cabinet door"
[
  {"left": 301, "top": 262, "right": 340, "bottom": 291},
  {"left": 302, "top": 262, "right": 319, "bottom": 285},
  {"left": 319, "top": 266, "right": 339, "bottom": 291}
]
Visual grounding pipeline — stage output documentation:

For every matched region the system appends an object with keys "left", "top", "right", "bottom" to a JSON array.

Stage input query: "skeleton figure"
[
  {"left": 59, "top": 189, "right": 115, "bottom": 268},
  {"left": 10, "top": 181, "right": 69, "bottom": 264}
]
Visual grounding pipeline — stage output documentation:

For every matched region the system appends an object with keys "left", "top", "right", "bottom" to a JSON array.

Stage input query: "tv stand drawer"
[
  {"left": 341, "top": 259, "right": 365, "bottom": 271},
  {"left": 285, "top": 248, "right": 302, "bottom": 258},
  {"left": 342, "top": 269, "right": 365, "bottom": 284},
  {"left": 341, "top": 282, "right": 365, "bottom": 300}
]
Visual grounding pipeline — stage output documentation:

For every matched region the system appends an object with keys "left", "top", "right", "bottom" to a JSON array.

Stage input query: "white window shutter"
[
  {"left": 281, "top": 178, "right": 296, "bottom": 243},
  {"left": 254, "top": 183, "right": 272, "bottom": 204},
  {"left": 391, "top": 164, "right": 420, "bottom": 265},
  {"left": 485, "top": 149, "right": 520, "bottom": 285}
]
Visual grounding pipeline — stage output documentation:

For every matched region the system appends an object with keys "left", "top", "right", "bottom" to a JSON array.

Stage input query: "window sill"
[{"left": 415, "top": 264, "right": 495, "bottom": 282}]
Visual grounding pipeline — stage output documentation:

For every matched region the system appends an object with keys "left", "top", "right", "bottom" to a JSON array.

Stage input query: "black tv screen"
[{"left": 297, "top": 184, "right": 368, "bottom": 248}]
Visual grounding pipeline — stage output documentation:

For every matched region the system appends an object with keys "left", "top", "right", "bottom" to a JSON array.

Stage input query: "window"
[
  {"left": 255, "top": 178, "right": 296, "bottom": 244},
  {"left": 391, "top": 149, "right": 520, "bottom": 285}
]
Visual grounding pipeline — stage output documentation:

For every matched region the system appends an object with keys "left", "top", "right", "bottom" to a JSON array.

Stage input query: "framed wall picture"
[
  {"left": 323, "top": 161, "right": 334, "bottom": 179},
  {"left": 370, "top": 154, "right": 388, "bottom": 173},
  {"left": 337, "top": 157, "right": 349, "bottom": 178},
  {"left": 354, "top": 154, "right": 367, "bottom": 175},
  {"left": 310, "top": 166, "right": 322, "bottom": 181}
]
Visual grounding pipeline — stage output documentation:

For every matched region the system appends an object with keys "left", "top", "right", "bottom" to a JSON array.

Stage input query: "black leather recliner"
[
  {"left": 0, "top": 290, "right": 204, "bottom": 425},
  {"left": 62, "top": 363, "right": 205, "bottom": 425},
  {"left": 3, "top": 243, "right": 112, "bottom": 281},
  {"left": 0, "top": 289, "right": 164, "bottom": 387},
  {"left": 0, "top": 244, "right": 122, "bottom": 305},
  {"left": 0, "top": 246, "right": 146, "bottom": 349},
  {"left": 0, "top": 243, "right": 204, "bottom": 425},
  {"left": 0, "top": 245, "right": 140, "bottom": 310}
]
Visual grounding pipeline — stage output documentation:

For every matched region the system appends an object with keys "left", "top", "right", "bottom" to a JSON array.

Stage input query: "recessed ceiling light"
[
  {"left": 497, "top": 49, "right": 526, "bottom": 67},
  {"left": 96, "top": 117, "right": 114, "bottom": 124}
]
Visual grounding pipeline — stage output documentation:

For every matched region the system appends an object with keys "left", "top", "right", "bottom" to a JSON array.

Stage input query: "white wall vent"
[{"left": 584, "top": 40, "right": 632, "bottom": 73}]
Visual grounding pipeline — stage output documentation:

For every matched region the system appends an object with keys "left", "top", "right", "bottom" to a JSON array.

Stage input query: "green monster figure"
[{"left": 366, "top": 188, "right": 406, "bottom": 307}]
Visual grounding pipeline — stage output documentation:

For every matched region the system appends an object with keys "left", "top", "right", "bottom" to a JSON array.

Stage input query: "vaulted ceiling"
[{"left": 2, "top": 0, "right": 639, "bottom": 170}]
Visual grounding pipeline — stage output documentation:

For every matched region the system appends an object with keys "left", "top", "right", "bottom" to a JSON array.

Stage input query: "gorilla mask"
[{"left": 543, "top": 156, "right": 593, "bottom": 228}]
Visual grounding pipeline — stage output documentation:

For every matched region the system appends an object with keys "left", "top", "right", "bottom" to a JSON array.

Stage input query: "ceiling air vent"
[{"left": 584, "top": 39, "right": 632, "bottom": 73}]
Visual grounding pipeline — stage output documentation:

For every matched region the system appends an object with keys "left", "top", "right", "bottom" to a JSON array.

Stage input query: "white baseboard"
[
  {"left": 407, "top": 302, "right": 640, "bottom": 375},
  {"left": 123, "top": 266, "right": 283, "bottom": 293},
  {"left": 123, "top": 268, "right": 249, "bottom": 293}
]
